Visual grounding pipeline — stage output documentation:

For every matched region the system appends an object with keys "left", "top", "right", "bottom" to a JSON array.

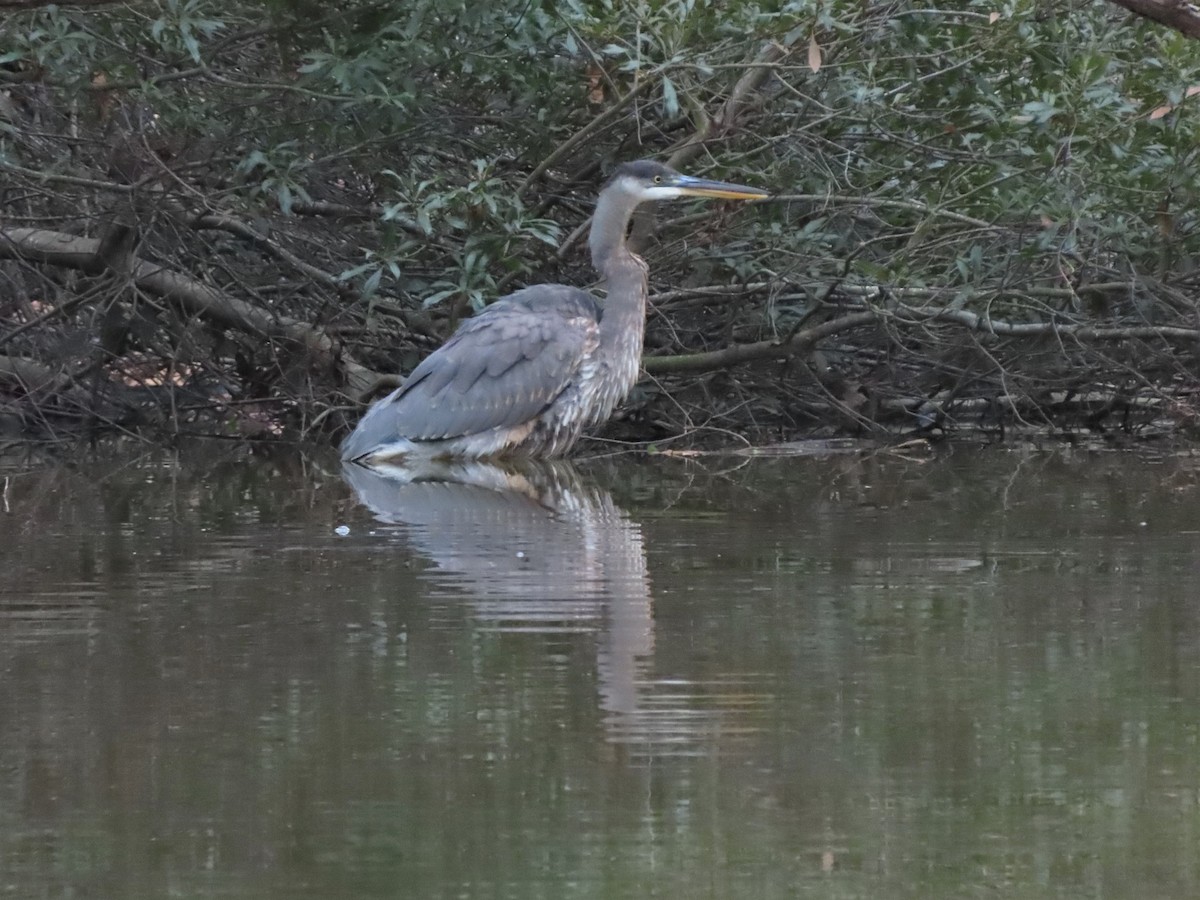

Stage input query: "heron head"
[{"left": 607, "top": 159, "right": 769, "bottom": 203}]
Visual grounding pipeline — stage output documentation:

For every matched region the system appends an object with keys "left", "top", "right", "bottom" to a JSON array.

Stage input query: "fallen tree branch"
[
  {"left": 0, "top": 226, "right": 384, "bottom": 398},
  {"left": 642, "top": 300, "right": 1200, "bottom": 376},
  {"left": 895, "top": 304, "right": 1200, "bottom": 341},
  {"left": 645, "top": 311, "right": 879, "bottom": 374},
  {"left": 2, "top": 226, "right": 325, "bottom": 342},
  {"left": 189, "top": 211, "right": 348, "bottom": 293},
  {"left": 0, "top": 354, "right": 73, "bottom": 394}
]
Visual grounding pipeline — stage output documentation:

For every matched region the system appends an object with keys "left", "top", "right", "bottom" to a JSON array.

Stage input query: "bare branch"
[
  {"left": 644, "top": 303, "right": 1200, "bottom": 376},
  {"left": 896, "top": 304, "right": 1200, "bottom": 341},
  {"left": 189, "top": 211, "right": 348, "bottom": 293},
  {"left": 669, "top": 40, "right": 794, "bottom": 169},
  {"left": 1106, "top": 0, "right": 1200, "bottom": 38},
  {"left": 0, "top": 354, "right": 72, "bottom": 394},
  {"left": 645, "top": 311, "right": 879, "bottom": 374},
  {"left": 518, "top": 79, "right": 657, "bottom": 196},
  {"left": 0, "top": 226, "right": 329, "bottom": 351}
]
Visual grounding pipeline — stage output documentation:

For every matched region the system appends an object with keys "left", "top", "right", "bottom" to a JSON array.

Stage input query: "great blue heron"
[{"left": 341, "top": 159, "right": 767, "bottom": 463}]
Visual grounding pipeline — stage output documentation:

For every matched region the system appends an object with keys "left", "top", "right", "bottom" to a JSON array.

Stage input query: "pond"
[{"left": 2, "top": 447, "right": 1198, "bottom": 898}]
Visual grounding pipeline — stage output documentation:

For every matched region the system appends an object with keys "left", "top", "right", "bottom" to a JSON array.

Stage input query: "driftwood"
[{"left": 0, "top": 227, "right": 382, "bottom": 401}]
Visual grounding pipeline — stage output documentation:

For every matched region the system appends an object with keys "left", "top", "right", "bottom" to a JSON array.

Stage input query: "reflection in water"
[{"left": 343, "top": 459, "right": 763, "bottom": 755}]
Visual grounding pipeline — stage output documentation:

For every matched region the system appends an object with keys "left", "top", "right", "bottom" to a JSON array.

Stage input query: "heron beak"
[{"left": 672, "top": 174, "right": 769, "bottom": 201}]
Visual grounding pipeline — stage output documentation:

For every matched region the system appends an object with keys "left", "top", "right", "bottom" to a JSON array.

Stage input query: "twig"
[
  {"left": 189, "top": 210, "right": 348, "bottom": 293},
  {"left": 669, "top": 40, "right": 793, "bottom": 169},
  {"left": 518, "top": 79, "right": 656, "bottom": 197},
  {"left": 0, "top": 279, "right": 112, "bottom": 351}
]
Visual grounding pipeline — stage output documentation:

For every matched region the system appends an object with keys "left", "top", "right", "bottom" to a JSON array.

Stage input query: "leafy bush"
[{"left": 2, "top": 0, "right": 1199, "bottom": 444}]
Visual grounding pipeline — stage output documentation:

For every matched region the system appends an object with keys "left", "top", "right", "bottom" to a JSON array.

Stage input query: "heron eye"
[{"left": 653, "top": 175, "right": 662, "bottom": 184}]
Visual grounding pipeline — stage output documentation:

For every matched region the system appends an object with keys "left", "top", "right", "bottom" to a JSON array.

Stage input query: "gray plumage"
[
  {"left": 341, "top": 160, "right": 766, "bottom": 464},
  {"left": 342, "top": 287, "right": 599, "bottom": 456}
]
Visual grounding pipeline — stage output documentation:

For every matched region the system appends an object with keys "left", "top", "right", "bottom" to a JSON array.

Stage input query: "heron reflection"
[{"left": 342, "top": 459, "right": 764, "bottom": 755}]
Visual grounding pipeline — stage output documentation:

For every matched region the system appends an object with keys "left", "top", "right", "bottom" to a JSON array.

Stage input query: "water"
[{"left": 2, "top": 448, "right": 1198, "bottom": 898}]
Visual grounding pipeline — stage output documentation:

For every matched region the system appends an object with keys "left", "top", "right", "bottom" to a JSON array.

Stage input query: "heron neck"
[
  {"left": 589, "top": 187, "right": 640, "bottom": 273},
  {"left": 598, "top": 249, "right": 648, "bottom": 320},
  {"left": 588, "top": 189, "right": 648, "bottom": 398},
  {"left": 590, "top": 195, "right": 640, "bottom": 299},
  {"left": 590, "top": 187, "right": 648, "bottom": 320}
]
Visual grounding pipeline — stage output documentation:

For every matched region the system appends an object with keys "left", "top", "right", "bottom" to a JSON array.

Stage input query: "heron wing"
[{"left": 349, "top": 285, "right": 601, "bottom": 450}]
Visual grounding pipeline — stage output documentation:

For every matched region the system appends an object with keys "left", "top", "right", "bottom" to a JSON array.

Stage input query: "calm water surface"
[{"left": 2, "top": 448, "right": 1199, "bottom": 898}]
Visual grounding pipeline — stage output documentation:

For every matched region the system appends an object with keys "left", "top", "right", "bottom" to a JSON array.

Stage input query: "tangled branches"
[{"left": 3, "top": 0, "right": 1200, "bottom": 452}]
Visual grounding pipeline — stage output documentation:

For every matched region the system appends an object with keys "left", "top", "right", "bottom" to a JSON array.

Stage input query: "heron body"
[{"left": 341, "top": 160, "right": 767, "bottom": 463}]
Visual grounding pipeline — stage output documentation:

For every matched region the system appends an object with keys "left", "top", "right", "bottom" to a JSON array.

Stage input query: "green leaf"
[
  {"left": 423, "top": 288, "right": 459, "bottom": 308},
  {"left": 277, "top": 184, "right": 293, "bottom": 215},
  {"left": 337, "top": 263, "right": 374, "bottom": 282},
  {"left": 183, "top": 32, "right": 201, "bottom": 62},
  {"left": 662, "top": 75, "right": 678, "bottom": 117},
  {"left": 361, "top": 268, "right": 383, "bottom": 298}
]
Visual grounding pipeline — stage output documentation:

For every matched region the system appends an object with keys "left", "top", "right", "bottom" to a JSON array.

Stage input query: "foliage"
[{"left": 2, "top": 0, "right": 1199, "bottom": 445}]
